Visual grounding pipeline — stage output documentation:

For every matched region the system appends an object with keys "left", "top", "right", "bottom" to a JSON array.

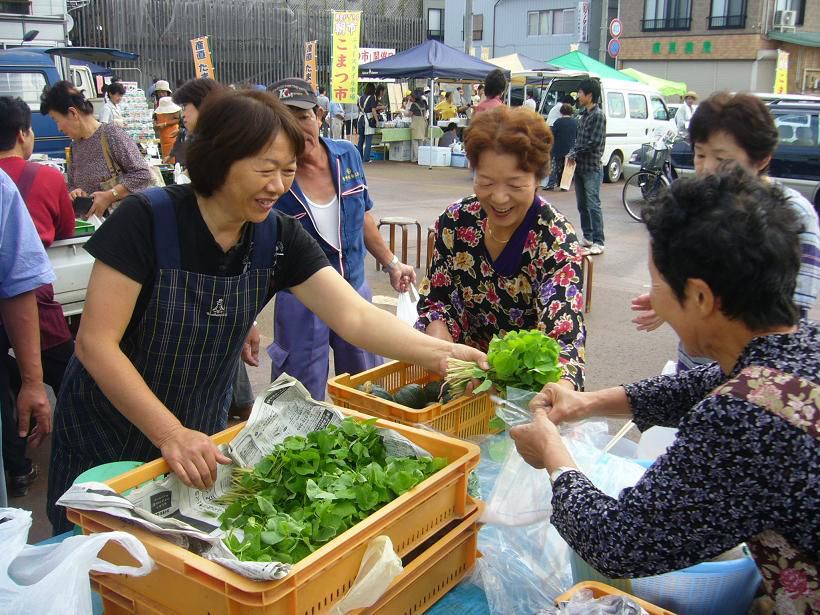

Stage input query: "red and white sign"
[
  {"left": 609, "top": 18, "right": 622, "bottom": 38},
  {"left": 577, "top": 1, "right": 590, "bottom": 43},
  {"left": 359, "top": 48, "right": 395, "bottom": 65}
]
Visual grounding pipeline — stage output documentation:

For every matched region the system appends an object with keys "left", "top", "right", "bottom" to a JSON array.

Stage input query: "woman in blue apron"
[{"left": 47, "top": 90, "right": 486, "bottom": 533}]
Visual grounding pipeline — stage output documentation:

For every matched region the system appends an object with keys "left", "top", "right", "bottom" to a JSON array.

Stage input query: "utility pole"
[{"left": 464, "top": 0, "right": 473, "bottom": 54}]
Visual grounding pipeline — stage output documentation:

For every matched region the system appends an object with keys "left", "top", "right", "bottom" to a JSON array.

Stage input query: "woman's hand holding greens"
[{"left": 157, "top": 424, "right": 232, "bottom": 490}]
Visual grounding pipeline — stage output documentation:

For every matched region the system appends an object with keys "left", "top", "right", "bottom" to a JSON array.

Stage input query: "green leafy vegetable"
[
  {"left": 218, "top": 418, "right": 447, "bottom": 563},
  {"left": 445, "top": 329, "right": 562, "bottom": 396}
]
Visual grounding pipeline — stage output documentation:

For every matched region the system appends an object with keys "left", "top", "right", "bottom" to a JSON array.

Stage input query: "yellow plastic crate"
[
  {"left": 68, "top": 409, "right": 479, "bottom": 615},
  {"left": 328, "top": 361, "right": 498, "bottom": 439},
  {"left": 555, "top": 582, "right": 676, "bottom": 615}
]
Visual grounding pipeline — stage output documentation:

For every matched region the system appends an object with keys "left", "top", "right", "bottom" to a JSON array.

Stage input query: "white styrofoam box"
[
  {"left": 389, "top": 140, "right": 412, "bottom": 162},
  {"left": 450, "top": 152, "right": 468, "bottom": 168},
  {"left": 418, "top": 146, "right": 451, "bottom": 167}
]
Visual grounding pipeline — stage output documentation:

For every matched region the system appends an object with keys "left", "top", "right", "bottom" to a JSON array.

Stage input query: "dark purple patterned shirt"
[{"left": 67, "top": 123, "right": 153, "bottom": 195}]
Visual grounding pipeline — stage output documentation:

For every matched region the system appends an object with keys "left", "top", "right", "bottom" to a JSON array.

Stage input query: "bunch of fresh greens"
[
  {"left": 218, "top": 418, "right": 447, "bottom": 563},
  {"left": 446, "top": 329, "right": 562, "bottom": 396}
]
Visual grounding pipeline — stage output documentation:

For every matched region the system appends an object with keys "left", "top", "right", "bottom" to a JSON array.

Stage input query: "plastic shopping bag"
[
  {"left": 329, "top": 536, "right": 402, "bottom": 614},
  {"left": 396, "top": 284, "right": 419, "bottom": 326},
  {"left": 0, "top": 508, "right": 154, "bottom": 615}
]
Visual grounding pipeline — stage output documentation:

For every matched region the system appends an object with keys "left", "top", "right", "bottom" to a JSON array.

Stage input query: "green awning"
[
  {"left": 546, "top": 51, "right": 637, "bottom": 82},
  {"left": 767, "top": 30, "right": 820, "bottom": 48},
  {"left": 620, "top": 68, "right": 688, "bottom": 97}
]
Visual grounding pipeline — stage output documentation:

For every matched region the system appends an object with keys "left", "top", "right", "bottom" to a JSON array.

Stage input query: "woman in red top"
[{"left": 473, "top": 69, "right": 507, "bottom": 114}]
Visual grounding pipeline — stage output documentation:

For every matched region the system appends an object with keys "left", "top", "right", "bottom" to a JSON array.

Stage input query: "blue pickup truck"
[{"left": 0, "top": 46, "right": 138, "bottom": 158}]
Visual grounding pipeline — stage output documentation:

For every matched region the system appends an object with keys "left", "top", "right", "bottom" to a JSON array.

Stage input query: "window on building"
[
  {"left": 527, "top": 11, "right": 552, "bottom": 36},
  {"left": 774, "top": 0, "right": 805, "bottom": 26},
  {"left": 473, "top": 14, "right": 484, "bottom": 41},
  {"left": 650, "top": 96, "right": 669, "bottom": 121},
  {"left": 428, "top": 8, "right": 444, "bottom": 41},
  {"left": 642, "top": 0, "right": 692, "bottom": 31},
  {"left": 709, "top": 0, "right": 746, "bottom": 28},
  {"left": 0, "top": 72, "right": 47, "bottom": 109},
  {"left": 554, "top": 9, "right": 576, "bottom": 34},
  {"left": 607, "top": 92, "right": 627, "bottom": 118},
  {"left": 0, "top": 0, "right": 31, "bottom": 14},
  {"left": 628, "top": 94, "right": 648, "bottom": 119}
]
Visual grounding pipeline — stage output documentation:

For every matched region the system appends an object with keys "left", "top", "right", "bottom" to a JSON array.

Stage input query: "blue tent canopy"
[{"left": 359, "top": 39, "right": 507, "bottom": 81}]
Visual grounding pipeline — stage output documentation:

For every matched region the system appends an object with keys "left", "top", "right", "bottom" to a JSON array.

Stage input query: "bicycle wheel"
[{"left": 622, "top": 171, "right": 670, "bottom": 222}]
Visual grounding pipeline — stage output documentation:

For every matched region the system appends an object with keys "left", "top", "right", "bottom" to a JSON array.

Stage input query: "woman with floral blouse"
[
  {"left": 416, "top": 105, "right": 585, "bottom": 390},
  {"left": 511, "top": 167, "right": 819, "bottom": 613}
]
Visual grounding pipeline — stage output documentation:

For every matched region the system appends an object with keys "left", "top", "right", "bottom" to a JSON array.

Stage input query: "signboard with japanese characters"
[
  {"left": 190, "top": 36, "right": 215, "bottom": 80},
  {"left": 774, "top": 49, "right": 789, "bottom": 94},
  {"left": 359, "top": 48, "right": 395, "bottom": 65},
  {"left": 331, "top": 11, "right": 362, "bottom": 104},
  {"left": 304, "top": 40, "right": 318, "bottom": 91},
  {"left": 577, "top": 1, "right": 590, "bottom": 43}
]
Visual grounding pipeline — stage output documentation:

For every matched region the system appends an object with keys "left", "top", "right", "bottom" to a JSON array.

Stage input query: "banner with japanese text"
[
  {"left": 190, "top": 36, "right": 215, "bottom": 80},
  {"left": 331, "top": 11, "right": 361, "bottom": 104},
  {"left": 359, "top": 48, "right": 395, "bottom": 65},
  {"left": 774, "top": 49, "right": 789, "bottom": 94},
  {"left": 304, "top": 40, "right": 318, "bottom": 91}
]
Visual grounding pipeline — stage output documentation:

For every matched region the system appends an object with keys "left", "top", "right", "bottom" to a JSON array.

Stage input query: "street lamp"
[{"left": 21, "top": 29, "right": 40, "bottom": 44}]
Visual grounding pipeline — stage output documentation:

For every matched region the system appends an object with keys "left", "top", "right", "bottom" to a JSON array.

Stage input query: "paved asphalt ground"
[{"left": 17, "top": 160, "right": 820, "bottom": 542}]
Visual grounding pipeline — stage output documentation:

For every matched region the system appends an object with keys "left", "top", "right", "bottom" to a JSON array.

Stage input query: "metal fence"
[{"left": 70, "top": 0, "right": 424, "bottom": 91}]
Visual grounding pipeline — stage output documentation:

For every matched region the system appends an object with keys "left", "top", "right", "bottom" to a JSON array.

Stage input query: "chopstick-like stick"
[{"left": 600, "top": 420, "right": 635, "bottom": 456}]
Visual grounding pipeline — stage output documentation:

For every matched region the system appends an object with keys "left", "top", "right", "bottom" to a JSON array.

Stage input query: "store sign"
[
  {"left": 774, "top": 49, "right": 789, "bottom": 94},
  {"left": 190, "top": 36, "right": 215, "bottom": 80},
  {"left": 577, "top": 1, "right": 590, "bottom": 43},
  {"left": 359, "top": 48, "right": 395, "bottom": 64},
  {"left": 331, "top": 11, "right": 361, "bottom": 104},
  {"left": 304, "top": 40, "right": 318, "bottom": 91}
]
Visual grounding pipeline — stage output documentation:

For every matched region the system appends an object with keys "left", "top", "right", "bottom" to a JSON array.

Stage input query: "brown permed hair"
[
  {"left": 688, "top": 92, "right": 779, "bottom": 170},
  {"left": 186, "top": 90, "right": 305, "bottom": 197},
  {"left": 464, "top": 105, "right": 553, "bottom": 180}
]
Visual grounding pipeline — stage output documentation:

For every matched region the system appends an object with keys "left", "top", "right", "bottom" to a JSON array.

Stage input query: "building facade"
[
  {"left": 0, "top": 0, "right": 69, "bottom": 48},
  {"left": 443, "top": 0, "right": 611, "bottom": 63},
  {"left": 617, "top": 0, "right": 820, "bottom": 96}
]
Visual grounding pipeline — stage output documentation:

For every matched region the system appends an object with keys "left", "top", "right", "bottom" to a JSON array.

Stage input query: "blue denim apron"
[{"left": 47, "top": 188, "right": 279, "bottom": 533}]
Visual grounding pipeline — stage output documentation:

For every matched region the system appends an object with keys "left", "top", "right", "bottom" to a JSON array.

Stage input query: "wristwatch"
[
  {"left": 111, "top": 187, "right": 119, "bottom": 200},
  {"left": 383, "top": 255, "right": 400, "bottom": 271},
  {"left": 549, "top": 466, "right": 579, "bottom": 485}
]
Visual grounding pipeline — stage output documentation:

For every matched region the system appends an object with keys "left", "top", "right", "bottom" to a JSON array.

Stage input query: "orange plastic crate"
[
  {"left": 68, "top": 409, "right": 479, "bottom": 615},
  {"left": 91, "top": 501, "right": 483, "bottom": 615},
  {"left": 328, "top": 361, "right": 498, "bottom": 439},
  {"left": 555, "top": 581, "right": 677, "bottom": 615}
]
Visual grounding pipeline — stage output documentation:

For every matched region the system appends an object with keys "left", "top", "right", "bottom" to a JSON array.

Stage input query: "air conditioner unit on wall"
[{"left": 773, "top": 9, "right": 797, "bottom": 29}]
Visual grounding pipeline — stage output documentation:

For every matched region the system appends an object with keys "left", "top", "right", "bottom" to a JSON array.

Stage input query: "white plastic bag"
[
  {"left": 329, "top": 536, "right": 402, "bottom": 614},
  {"left": 396, "top": 284, "right": 419, "bottom": 326},
  {"left": 174, "top": 163, "right": 191, "bottom": 185},
  {"left": 0, "top": 508, "right": 154, "bottom": 615}
]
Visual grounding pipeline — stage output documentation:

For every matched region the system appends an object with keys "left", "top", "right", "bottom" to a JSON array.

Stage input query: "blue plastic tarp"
[{"left": 359, "top": 39, "right": 508, "bottom": 81}]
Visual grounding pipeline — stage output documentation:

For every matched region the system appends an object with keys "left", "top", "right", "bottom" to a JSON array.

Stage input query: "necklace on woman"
[{"left": 485, "top": 222, "right": 511, "bottom": 244}]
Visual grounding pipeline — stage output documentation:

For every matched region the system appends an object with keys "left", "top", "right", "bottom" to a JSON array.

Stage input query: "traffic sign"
[
  {"left": 608, "top": 38, "right": 622, "bottom": 58},
  {"left": 609, "top": 18, "right": 622, "bottom": 38}
]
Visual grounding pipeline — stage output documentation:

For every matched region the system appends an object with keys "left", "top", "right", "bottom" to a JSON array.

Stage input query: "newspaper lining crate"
[
  {"left": 328, "top": 361, "right": 499, "bottom": 439},
  {"left": 91, "top": 501, "right": 483, "bottom": 615},
  {"left": 67, "top": 408, "right": 479, "bottom": 615}
]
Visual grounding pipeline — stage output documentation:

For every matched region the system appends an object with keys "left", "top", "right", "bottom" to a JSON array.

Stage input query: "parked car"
[
  {"left": 624, "top": 100, "right": 820, "bottom": 213},
  {"left": 537, "top": 76, "right": 672, "bottom": 183}
]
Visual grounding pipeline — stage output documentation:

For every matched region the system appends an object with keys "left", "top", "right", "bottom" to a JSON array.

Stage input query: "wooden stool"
[
  {"left": 426, "top": 224, "right": 436, "bottom": 274},
  {"left": 377, "top": 217, "right": 422, "bottom": 269},
  {"left": 581, "top": 254, "right": 593, "bottom": 313}
]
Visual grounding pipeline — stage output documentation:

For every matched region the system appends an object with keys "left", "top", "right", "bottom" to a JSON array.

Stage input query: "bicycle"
[{"left": 622, "top": 130, "right": 678, "bottom": 222}]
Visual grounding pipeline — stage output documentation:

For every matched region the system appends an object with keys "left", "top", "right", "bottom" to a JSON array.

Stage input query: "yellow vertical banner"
[
  {"left": 190, "top": 36, "right": 216, "bottom": 80},
  {"left": 774, "top": 49, "right": 789, "bottom": 94},
  {"left": 331, "top": 11, "right": 361, "bottom": 104},
  {"left": 304, "top": 40, "right": 318, "bottom": 91}
]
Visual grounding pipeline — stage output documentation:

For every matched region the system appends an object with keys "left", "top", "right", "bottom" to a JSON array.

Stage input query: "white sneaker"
[
  {"left": 583, "top": 243, "right": 604, "bottom": 255},
  {"left": 579, "top": 237, "right": 593, "bottom": 248}
]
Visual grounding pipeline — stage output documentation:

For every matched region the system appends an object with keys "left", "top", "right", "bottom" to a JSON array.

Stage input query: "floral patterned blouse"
[
  {"left": 415, "top": 195, "right": 586, "bottom": 390},
  {"left": 551, "top": 321, "right": 819, "bottom": 613}
]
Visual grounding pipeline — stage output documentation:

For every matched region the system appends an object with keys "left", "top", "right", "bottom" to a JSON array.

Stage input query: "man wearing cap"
[
  {"left": 266, "top": 78, "right": 417, "bottom": 399},
  {"left": 675, "top": 91, "right": 698, "bottom": 134}
]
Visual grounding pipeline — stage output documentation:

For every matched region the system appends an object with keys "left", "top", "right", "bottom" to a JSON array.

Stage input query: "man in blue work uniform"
[{"left": 265, "top": 78, "right": 416, "bottom": 399}]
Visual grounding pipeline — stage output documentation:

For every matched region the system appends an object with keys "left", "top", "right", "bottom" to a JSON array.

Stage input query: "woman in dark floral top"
[
  {"left": 416, "top": 105, "right": 586, "bottom": 390},
  {"left": 511, "top": 167, "right": 819, "bottom": 614}
]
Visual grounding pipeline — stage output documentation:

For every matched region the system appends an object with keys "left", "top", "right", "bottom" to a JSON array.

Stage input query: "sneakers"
[
  {"left": 582, "top": 243, "right": 605, "bottom": 255},
  {"left": 579, "top": 237, "right": 593, "bottom": 248},
  {"left": 8, "top": 464, "right": 39, "bottom": 498}
]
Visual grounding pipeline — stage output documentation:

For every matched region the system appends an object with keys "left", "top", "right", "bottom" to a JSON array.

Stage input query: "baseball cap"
[{"left": 268, "top": 78, "right": 318, "bottom": 109}]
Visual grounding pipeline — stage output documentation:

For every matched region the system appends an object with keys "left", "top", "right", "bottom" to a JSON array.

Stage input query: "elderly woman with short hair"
[
  {"left": 46, "top": 90, "right": 486, "bottom": 534},
  {"left": 417, "top": 105, "right": 586, "bottom": 390},
  {"left": 511, "top": 166, "right": 819, "bottom": 613}
]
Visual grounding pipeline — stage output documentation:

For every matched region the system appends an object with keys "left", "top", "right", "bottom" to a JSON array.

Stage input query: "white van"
[{"left": 537, "top": 76, "right": 672, "bottom": 182}]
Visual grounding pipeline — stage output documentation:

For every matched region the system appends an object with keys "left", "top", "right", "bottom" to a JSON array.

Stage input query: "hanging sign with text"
[{"left": 331, "top": 11, "right": 362, "bottom": 103}]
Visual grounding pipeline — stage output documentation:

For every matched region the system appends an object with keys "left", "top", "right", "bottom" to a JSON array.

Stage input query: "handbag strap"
[{"left": 100, "top": 124, "right": 123, "bottom": 178}]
